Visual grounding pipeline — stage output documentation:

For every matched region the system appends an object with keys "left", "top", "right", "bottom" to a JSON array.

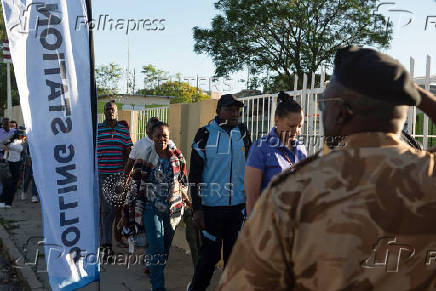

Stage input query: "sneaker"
[
  {"left": 32, "top": 196, "right": 38, "bottom": 203},
  {"left": 5, "top": 205, "right": 12, "bottom": 209},
  {"left": 20, "top": 191, "right": 26, "bottom": 201},
  {"left": 0, "top": 203, "right": 5, "bottom": 208}
]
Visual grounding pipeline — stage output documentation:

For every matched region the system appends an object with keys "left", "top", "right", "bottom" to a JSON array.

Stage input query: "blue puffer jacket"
[{"left": 189, "top": 119, "right": 251, "bottom": 209}]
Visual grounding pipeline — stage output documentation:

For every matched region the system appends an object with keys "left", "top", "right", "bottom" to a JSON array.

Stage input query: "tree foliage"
[
  {"left": 0, "top": 4, "right": 5, "bottom": 41},
  {"left": 95, "top": 63, "right": 124, "bottom": 96},
  {"left": 141, "top": 65, "right": 168, "bottom": 90},
  {"left": 138, "top": 65, "right": 210, "bottom": 104},
  {"left": 137, "top": 81, "right": 210, "bottom": 104},
  {"left": 193, "top": 0, "right": 393, "bottom": 91}
]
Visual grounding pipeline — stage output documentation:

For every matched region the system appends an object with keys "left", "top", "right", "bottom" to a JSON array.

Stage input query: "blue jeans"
[{"left": 142, "top": 204, "right": 175, "bottom": 291}]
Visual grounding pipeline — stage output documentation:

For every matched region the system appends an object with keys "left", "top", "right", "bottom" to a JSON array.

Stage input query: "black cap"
[
  {"left": 217, "top": 94, "right": 244, "bottom": 108},
  {"left": 16, "top": 125, "right": 25, "bottom": 136},
  {"left": 333, "top": 46, "right": 420, "bottom": 106}
]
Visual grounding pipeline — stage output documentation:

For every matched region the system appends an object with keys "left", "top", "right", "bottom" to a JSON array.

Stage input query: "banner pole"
[
  {"left": 6, "top": 62, "right": 11, "bottom": 117},
  {"left": 85, "top": 0, "right": 99, "bottom": 290},
  {"left": 85, "top": 0, "right": 97, "bottom": 146}
]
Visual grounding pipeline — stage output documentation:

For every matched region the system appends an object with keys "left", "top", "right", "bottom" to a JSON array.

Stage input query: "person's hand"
[{"left": 192, "top": 210, "right": 205, "bottom": 230}]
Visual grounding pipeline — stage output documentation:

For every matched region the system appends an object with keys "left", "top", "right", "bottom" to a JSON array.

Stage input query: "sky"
[{"left": 92, "top": 0, "right": 436, "bottom": 94}]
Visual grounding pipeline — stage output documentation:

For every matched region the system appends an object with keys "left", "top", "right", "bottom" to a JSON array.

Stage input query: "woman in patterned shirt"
[{"left": 127, "top": 121, "right": 190, "bottom": 291}]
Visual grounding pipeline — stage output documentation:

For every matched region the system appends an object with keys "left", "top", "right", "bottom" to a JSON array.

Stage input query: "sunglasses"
[{"left": 317, "top": 98, "right": 353, "bottom": 114}]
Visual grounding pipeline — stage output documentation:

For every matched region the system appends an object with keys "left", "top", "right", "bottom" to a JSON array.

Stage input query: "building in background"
[{"left": 98, "top": 94, "right": 173, "bottom": 111}]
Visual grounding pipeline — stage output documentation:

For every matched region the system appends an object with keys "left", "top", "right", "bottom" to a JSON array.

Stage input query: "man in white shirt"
[
  {"left": 123, "top": 117, "right": 160, "bottom": 176},
  {"left": 0, "top": 126, "right": 25, "bottom": 208}
]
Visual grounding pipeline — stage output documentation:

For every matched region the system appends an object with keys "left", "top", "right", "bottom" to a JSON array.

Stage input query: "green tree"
[
  {"left": 0, "top": 4, "right": 20, "bottom": 115},
  {"left": 95, "top": 63, "right": 123, "bottom": 96},
  {"left": 0, "top": 4, "right": 5, "bottom": 41},
  {"left": 193, "top": 0, "right": 392, "bottom": 91},
  {"left": 138, "top": 81, "right": 210, "bottom": 104},
  {"left": 141, "top": 64, "right": 168, "bottom": 90},
  {"left": 138, "top": 65, "right": 210, "bottom": 104}
]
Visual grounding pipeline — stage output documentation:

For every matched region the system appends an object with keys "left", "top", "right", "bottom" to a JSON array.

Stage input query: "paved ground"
[
  {"left": 0, "top": 248, "right": 23, "bottom": 290},
  {"left": 0, "top": 189, "right": 221, "bottom": 290}
]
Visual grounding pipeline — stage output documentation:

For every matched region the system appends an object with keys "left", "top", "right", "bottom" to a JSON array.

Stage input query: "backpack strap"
[
  {"left": 193, "top": 126, "right": 210, "bottom": 153},
  {"left": 237, "top": 123, "right": 252, "bottom": 159}
]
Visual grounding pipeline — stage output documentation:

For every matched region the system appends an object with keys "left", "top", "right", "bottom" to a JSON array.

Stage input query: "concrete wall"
[
  {"left": 117, "top": 110, "right": 139, "bottom": 143},
  {"left": 168, "top": 99, "right": 218, "bottom": 170}
]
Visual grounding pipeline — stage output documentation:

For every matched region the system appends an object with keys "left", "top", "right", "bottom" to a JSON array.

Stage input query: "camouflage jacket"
[{"left": 218, "top": 132, "right": 436, "bottom": 291}]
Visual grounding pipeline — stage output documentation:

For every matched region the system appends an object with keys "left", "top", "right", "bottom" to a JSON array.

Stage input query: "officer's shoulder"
[{"left": 270, "top": 151, "right": 322, "bottom": 187}]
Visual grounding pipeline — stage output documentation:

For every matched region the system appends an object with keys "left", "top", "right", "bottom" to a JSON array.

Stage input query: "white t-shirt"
[
  {"left": 129, "top": 136, "right": 176, "bottom": 160},
  {"left": 129, "top": 136, "right": 153, "bottom": 160},
  {"left": 5, "top": 139, "right": 24, "bottom": 162}
]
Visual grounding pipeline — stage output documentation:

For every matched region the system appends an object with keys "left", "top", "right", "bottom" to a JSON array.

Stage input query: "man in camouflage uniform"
[{"left": 218, "top": 46, "right": 436, "bottom": 290}]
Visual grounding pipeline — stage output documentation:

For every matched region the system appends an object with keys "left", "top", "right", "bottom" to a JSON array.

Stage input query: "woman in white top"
[{"left": 0, "top": 127, "right": 25, "bottom": 208}]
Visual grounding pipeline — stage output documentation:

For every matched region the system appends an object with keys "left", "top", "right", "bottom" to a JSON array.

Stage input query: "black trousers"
[
  {"left": 0, "top": 162, "right": 22, "bottom": 206},
  {"left": 191, "top": 204, "right": 244, "bottom": 291}
]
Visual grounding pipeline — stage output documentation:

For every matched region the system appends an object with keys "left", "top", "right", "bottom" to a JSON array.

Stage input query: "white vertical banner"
[{"left": 1, "top": 1, "right": 99, "bottom": 290}]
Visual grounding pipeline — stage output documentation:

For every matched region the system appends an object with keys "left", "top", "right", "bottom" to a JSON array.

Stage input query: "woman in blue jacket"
[{"left": 245, "top": 91, "right": 307, "bottom": 215}]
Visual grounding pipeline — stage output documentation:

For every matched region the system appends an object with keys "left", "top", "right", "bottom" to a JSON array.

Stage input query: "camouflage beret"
[{"left": 333, "top": 46, "right": 421, "bottom": 106}]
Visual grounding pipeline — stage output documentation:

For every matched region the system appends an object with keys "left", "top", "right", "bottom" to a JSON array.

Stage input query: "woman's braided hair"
[{"left": 275, "top": 91, "right": 302, "bottom": 118}]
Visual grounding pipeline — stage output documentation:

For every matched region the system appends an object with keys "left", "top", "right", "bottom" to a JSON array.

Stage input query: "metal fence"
[
  {"left": 408, "top": 56, "right": 436, "bottom": 150},
  {"left": 240, "top": 56, "right": 436, "bottom": 154},
  {"left": 97, "top": 106, "right": 169, "bottom": 142},
  {"left": 136, "top": 107, "right": 169, "bottom": 141},
  {"left": 239, "top": 68, "right": 327, "bottom": 155}
]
